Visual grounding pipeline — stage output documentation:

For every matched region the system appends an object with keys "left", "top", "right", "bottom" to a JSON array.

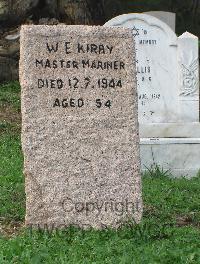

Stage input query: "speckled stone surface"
[{"left": 20, "top": 25, "right": 142, "bottom": 229}]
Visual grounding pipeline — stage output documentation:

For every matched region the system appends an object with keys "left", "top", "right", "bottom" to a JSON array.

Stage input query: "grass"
[
  {"left": 0, "top": 82, "right": 21, "bottom": 111},
  {"left": 0, "top": 82, "right": 199, "bottom": 263}
]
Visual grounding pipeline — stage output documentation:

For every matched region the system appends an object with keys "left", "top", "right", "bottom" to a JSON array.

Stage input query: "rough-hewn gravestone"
[{"left": 20, "top": 25, "right": 142, "bottom": 229}]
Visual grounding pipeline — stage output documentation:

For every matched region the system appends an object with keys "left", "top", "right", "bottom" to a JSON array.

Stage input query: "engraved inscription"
[{"left": 34, "top": 41, "right": 126, "bottom": 110}]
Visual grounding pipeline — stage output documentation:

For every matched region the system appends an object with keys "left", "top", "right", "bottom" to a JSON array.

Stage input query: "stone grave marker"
[
  {"left": 20, "top": 25, "right": 142, "bottom": 229},
  {"left": 105, "top": 14, "right": 199, "bottom": 124},
  {"left": 105, "top": 14, "right": 200, "bottom": 177},
  {"left": 143, "top": 11, "right": 176, "bottom": 32}
]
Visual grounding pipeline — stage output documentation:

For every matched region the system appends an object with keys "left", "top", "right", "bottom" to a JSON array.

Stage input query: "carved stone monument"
[
  {"left": 144, "top": 11, "right": 176, "bottom": 32},
  {"left": 105, "top": 14, "right": 200, "bottom": 177},
  {"left": 20, "top": 25, "right": 142, "bottom": 229}
]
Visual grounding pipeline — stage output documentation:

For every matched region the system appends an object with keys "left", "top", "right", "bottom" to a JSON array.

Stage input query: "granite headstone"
[{"left": 20, "top": 25, "right": 142, "bottom": 229}]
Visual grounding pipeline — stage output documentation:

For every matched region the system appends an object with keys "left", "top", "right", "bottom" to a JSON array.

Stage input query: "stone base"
[{"left": 139, "top": 123, "right": 200, "bottom": 178}]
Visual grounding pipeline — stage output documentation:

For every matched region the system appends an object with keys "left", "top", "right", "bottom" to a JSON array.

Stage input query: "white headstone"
[
  {"left": 104, "top": 13, "right": 199, "bottom": 124},
  {"left": 144, "top": 11, "right": 176, "bottom": 32},
  {"left": 178, "top": 32, "right": 199, "bottom": 122},
  {"left": 105, "top": 14, "right": 179, "bottom": 123},
  {"left": 105, "top": 14, "right": 200, "bottom": 178}
]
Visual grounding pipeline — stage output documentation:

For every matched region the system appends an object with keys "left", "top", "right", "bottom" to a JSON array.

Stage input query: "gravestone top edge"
[
  {"left": 20, "top": 25, "right": 133, "bottom": 39},
  {"left": 144, "top": 11, "right": 175, "bottom": 15},
  {"left": 179, "top": 31, "right": 198, "bottom": 39},
  {"left": 143, "top": 11, "right": 176, "bottom": 31},
  {"left": 104, "top": 13, "right": 177, "bottom": 42}
]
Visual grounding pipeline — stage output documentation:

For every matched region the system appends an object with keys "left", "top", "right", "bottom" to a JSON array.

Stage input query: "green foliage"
[
  {"left": 0, "top": 135, "right": 25, "bottom": 224},
  {"left": 0, "top": 226, "right": 199, "bottom": 263},
  {"left": 0, "top": 82, "right": 200, "bottom": 263},
  {"left": 0, "top": 81, "right": 21, "bottom": 111},
  {"left": 143, "top": 170, "right": 200, "bottom": 225}
]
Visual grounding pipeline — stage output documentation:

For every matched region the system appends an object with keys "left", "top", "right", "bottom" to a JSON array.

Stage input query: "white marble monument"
[
  {"left": 144, "top": 11, "right": 176, "bottom": 32},
  {"left": 105, "top": 13, "right": 200, "bottom": 178}
]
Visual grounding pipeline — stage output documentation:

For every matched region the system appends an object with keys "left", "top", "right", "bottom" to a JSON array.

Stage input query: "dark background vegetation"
[
  {"left": 0, "top": 0, "right": 199, "bottom": 83},
  {"left": 1, "top": 0, "right": 200, "bottom": 35},
  {"left": 104, "top": 0, "right": 200, "bottom": 35}
]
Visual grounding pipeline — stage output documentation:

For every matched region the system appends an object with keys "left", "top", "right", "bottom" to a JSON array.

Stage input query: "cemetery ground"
[{"left": 0, "top": 82, "right": 199, "bottom": 263}]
